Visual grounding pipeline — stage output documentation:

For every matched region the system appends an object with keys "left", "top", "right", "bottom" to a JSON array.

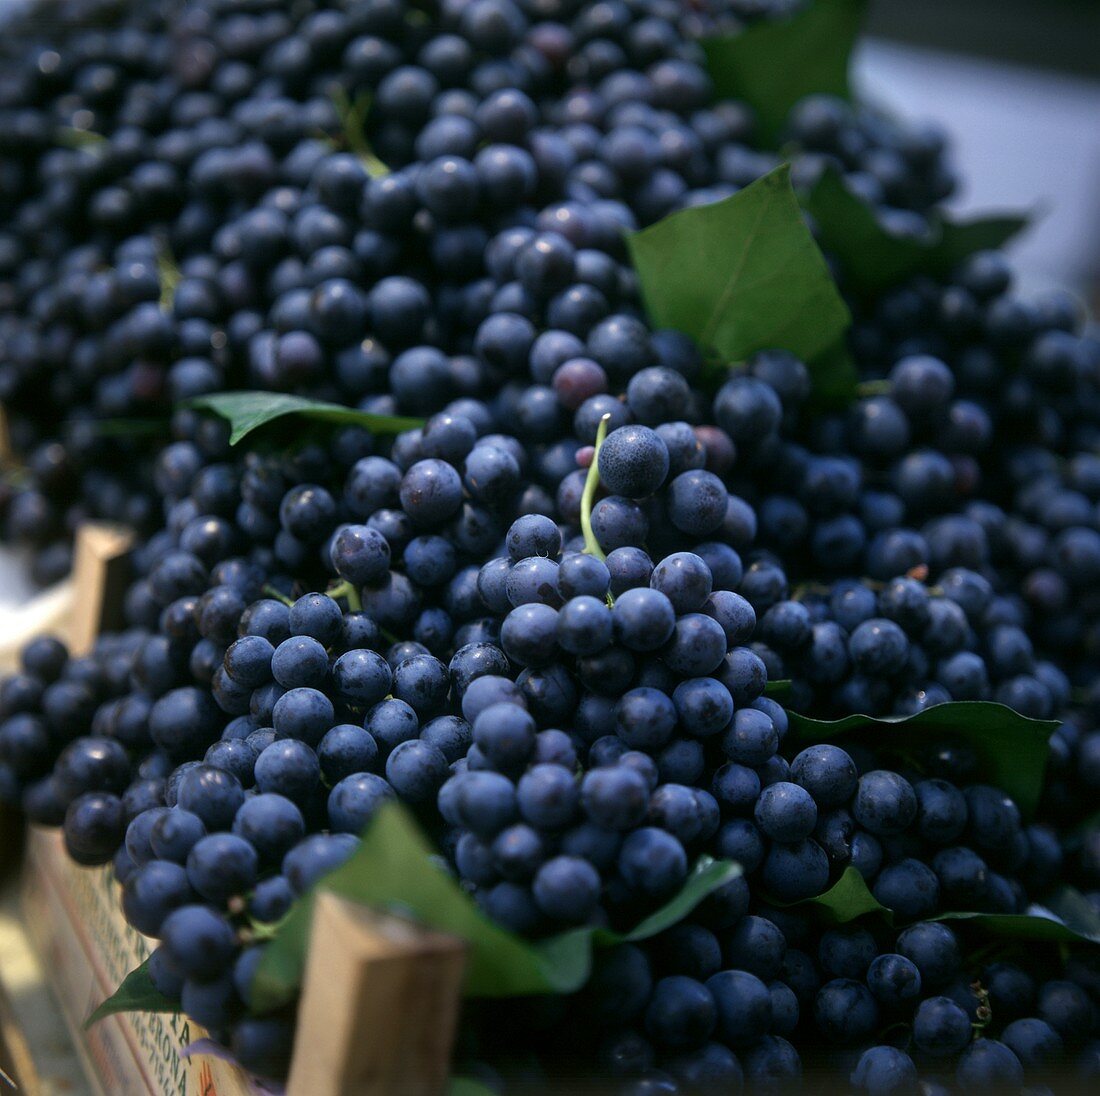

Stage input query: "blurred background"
[
  {"left": 0, "top": 0, "right": 1096, "bottom": 305},
  {"left": 859, "top": 0, "right": 1100, "bottom": 308}
]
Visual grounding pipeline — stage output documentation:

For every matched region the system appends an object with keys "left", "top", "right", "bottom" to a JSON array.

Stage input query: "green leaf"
[
  {"left": 803, "top": 166, "right": 1030, "bottom": 292},
  {"left": 787, "top": 701, "right": 1058, "bottom": 818},
  {"left": 621, "top": 856, "right": 742, "bottom": 942},
  {"left": 84, "top": 958, "right": 181, "bottom": 1028},
  {"left": 448, "top": 1079, "right": 498, "bottom": 1096},
  {"left": 701, "top": 0, "right": 868, "bottom": 145},
  {"left": 763, "top": 679, "right": 792, "bottom": 699},
  {"left": 930, "top": 213, "right": 1031, "bottom": 273},
  {"left": 936, "top": 888, "right": 1100, "bottom": 948},
  {"left": 627, "top": 165, "right": 853, "bottom": 402},
  {"left": 187, "top": 392, "right": 422, "bottom": 445},
  {"left": 807, "top": 336, "right": 859, "bottom": 410},
  {"left": 1045, "top": 887, "right": 1100, "bottom": 941},
  {"left": 790, "top": 866, "right": 891, "bottom": 923},
  {"left": 786, "top": 870, "right": 1100, "bottom": 950},
  {"left": 252, "top": 804, "right": 739, "bottom": 1014}
]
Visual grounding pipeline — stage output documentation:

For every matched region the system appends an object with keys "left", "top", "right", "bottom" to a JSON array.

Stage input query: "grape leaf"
[
  {"left": 84, "top": 958, "right": 181, "bottom": 1028},
  {"left": 701, "top": 0, "right": 868, "bottom": 145},
  {"left": 763, "top": 679, "right": 792, "bottom": 699},
  {"left": 448, "top": 1079, "right": 497, "bottom": 1096},
  {"left": 621, "top": 856, "right": 741, "bottom": 942},
  {"left": 1044, "top": 887, "right": 1100, "bottom": 941},
  {"left": 786, "top": 869, "right": 1100, "bottom": 953},
  {"left": 188, "top": 392, "right": 422, "bottom": 445},
  {"left": 935, "top": 888, "right": 1100, "bottom": 948},
  {"left": 252, "top": 803, "right": 739, "bottom": 1014},
  {"left": 627, "top": 164, "right": 854, "bottom": 403},
  {"left": 803, "top": 166, "right": 1030, "bottom": 292},
  {"left": 788, "top": 866, "right": 891, "bottom": 923},
  {"left": 786, "top": 869, "right": 1100, "bottom": 951},
  {"left": 786, "top": 701, "right": 1058, "bottom": 818}
]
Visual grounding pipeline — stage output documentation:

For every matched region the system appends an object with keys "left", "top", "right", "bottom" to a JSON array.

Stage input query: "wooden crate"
[
  {"left": 21, "top": 827, "right": 255, "bottom": 1096},
  {"left": 2, "top": 527, "right": 254, "bottom": 1095},
  {"left": 0, "top": 975, "right": 41, "bottom": 1096},
  {"left": 7, "top": 525, "right": 468, "bottom": 1095}
]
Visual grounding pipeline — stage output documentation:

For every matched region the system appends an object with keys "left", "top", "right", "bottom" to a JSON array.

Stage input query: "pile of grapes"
[{"left": 1, "top": 0, "right": 1099, "bottom": 1091}]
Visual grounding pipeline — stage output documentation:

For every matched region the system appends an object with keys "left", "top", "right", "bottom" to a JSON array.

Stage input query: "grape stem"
[
  {"left": 331, "top": 86, "right": 389, "bottom": 179},
  {"left": 262, "top": 584, "right": 294, "bottom": 607},
  {"left": 856, "top": 379, "right": 891, "bottom": 397},
  {"left": 54, "top": 125, "right": 106, "bottom": 152},
  {"left": 156, "top": 237, "right": 181, "bottom": 311},
  {"left": 326, "top": 580, "right": 363, "bottom": 612},
  {"left": 580, "top": 413, "right": 611, "bottom": 563}
]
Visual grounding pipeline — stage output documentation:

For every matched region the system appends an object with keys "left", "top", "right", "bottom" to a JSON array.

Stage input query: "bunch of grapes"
[
  {"left": 0, "top": 0, "right": 1095, "bottom": 1092},
  {"left": 0, "top": 0, "right": 962, "bottom": 584}
]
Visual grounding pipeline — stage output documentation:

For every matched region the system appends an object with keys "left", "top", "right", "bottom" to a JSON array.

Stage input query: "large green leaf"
[
  {"left": 936, "top": 888, "right": 1100, "bottom": 948},
  {"left": 787, "top": 701, "right": 1058, "bottom": 818},
  {"left": 252, "top": 803, "right": 739, "bottom": 1014},
  {"left": 448, "top": 1079, "right": 497, "bottom": 1096},
  {"left": 84, "top": 958, "right": 181, "bottom": 1028},
  {"left": 804, "top": 166, "right": 1030, "bottom": 292},
  {"left": 188, "top": 392, "right": 422, "bottom": 445},
  {"left": 791, "top": 866, "right": 891, "bottom": 923},
  {"left": 627, "top": 164, "right": 854, "bottom": 402},
  {"left": 701, "top": 0, "right": 868, "bottom": 145},
  {"left": 788, "top": 870, "right": 1100, "bottom": 950},
  {"left": 622, "top": 857, "right": 741, "bottom": 942},
  {"left": 931, "top": 213, "right": 1032, "bottom": 273}
]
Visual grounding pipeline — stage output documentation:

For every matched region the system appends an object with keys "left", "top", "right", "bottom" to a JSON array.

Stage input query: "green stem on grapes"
[
  {"left": 245, "top": 918, "right": 283, "bottom": 942},
  {"left": 791, "top": 582, "right": 832, "bottom": 600},
  {"left": 856, "top": 379, "right": 891, "bottom": 397},
  {"left": 54, "top": 125, "right": 106, "bottom": 153},
  {"left": 156, "top": 237, "right": 181, "bottom": 311},
  {"left": 331, "top": 87, "right": 389, "bottom": 179},
  {"left": 326, "top": 579, "right": 363, "bottom": 612},
  {"left": 262, "top": 584, "right": 294, "bottom": 607},
  {"left": 580, "top": 413, "right": 611, "bottom": 563}
]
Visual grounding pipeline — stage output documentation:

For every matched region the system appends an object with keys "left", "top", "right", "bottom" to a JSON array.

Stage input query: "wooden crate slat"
[
  {"left": 22, "top": 828, "right": 256, "bottom": 1096},
  {"left": 7, "top": 521, "right": 471, "bottom": 1095},
  {"left": 67, "top": 524, "right": 136, "bottom": 657},
  {"left": 287, "top": 892, "right": 467, "bottom": 1096}
]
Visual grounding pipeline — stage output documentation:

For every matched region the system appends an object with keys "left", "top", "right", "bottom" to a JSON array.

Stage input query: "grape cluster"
[
  {"left": 439, "top": 524, "right": 770, "bottom": 930},
  {"left": 467, "top": 914, "right": 1100, "bottom": 1092},
  {"left": 751, "top": 568, "right": 1070, "bottom": 721},
  {"left": 0, "top": 0, "right": 1096, "bottom": 1092},
  {"left": 446, "top": 717, "right": 1093, "bottom": 1090},
  {"left": 0, "top": 0, "right": 960, "bottom": 588},
  {"left": 843, "top": 253, "right": 1100, "bottom": 689}
]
